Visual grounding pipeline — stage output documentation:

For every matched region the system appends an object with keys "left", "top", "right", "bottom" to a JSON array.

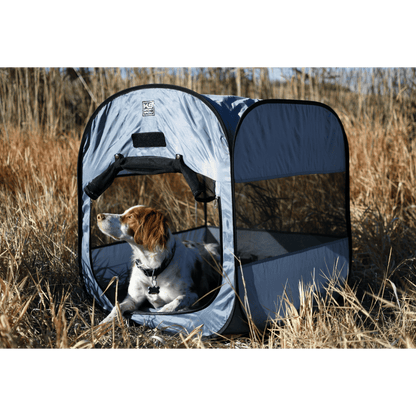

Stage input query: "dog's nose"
[{"left": 97, "top": 213, "right": 105, "bottom": 221}]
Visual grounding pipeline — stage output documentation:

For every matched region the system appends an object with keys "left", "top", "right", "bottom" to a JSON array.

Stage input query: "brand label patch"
[{"left": 142, "top": 100, "right": 155, "bottom": 117}]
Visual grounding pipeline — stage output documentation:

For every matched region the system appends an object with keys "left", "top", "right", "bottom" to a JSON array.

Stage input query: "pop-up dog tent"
[{"left": 78, "top": 84, "right": 351, "bottom": 337}]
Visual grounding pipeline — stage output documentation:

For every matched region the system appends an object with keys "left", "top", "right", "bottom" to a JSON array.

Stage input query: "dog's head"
[{"left": 97, "top": 205, "right": 169, "bottom": 252}]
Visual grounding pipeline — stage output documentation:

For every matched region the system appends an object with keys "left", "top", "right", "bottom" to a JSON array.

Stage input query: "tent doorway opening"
[{"left": 90, "top": 171, "right": 222, "bottom": 313}]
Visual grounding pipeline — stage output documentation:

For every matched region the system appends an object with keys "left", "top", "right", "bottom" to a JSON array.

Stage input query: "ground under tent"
[{"left": 77, "top": 84, "right": 352, "bottom": 337}]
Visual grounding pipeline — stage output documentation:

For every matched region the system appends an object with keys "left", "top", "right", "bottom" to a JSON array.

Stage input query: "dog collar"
[{"left": 135, "top": 240, "right": 176, "bottom": 278}]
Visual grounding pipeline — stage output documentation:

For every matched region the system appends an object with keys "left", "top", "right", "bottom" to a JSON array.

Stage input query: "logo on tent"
[{"left": 142, "top": 100, "right": 155, "bottom": 117}]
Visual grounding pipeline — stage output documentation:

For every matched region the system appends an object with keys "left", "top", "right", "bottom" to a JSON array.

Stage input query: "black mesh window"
[{"left": 234, "top": 172, "right": 347, "bottom": 264}]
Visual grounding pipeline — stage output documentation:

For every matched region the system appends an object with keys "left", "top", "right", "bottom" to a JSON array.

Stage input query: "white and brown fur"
[{"left": 97, "top": 205, "right": 219, "bottom": 324}]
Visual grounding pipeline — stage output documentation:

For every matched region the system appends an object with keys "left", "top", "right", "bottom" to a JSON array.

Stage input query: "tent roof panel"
[{"left": 203, "top": 94, "right": 258, "bottom": 140}]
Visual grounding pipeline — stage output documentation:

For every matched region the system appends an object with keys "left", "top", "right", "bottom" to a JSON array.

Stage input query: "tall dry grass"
[{"left": 1, "top": 67, "right": 416, "bottom": 348}]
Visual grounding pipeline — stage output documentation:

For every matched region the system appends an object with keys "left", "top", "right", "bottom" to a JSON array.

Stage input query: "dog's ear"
[{"left": 133, "top": 207, "right": 169, "bottom": 251}]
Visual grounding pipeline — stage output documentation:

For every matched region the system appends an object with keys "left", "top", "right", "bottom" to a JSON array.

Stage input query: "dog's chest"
[
  {"left": 149, "top": 275, "right": 190, "bottom": 308},
  {"left": 131, "top": 266, "right": 191, "bottom": 307}
]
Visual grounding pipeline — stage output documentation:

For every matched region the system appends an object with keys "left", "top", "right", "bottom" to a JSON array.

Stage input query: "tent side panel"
[
  {"left": 234, "top": 101, "right": 347, "bottom": 183},
  {"left": 237, "top": 238, "right": 350, "bottom": 327}
]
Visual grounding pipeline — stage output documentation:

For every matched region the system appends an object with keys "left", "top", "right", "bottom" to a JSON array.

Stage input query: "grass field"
[{"left": 1, "top": 68, "right": 416, "bottom": 348}]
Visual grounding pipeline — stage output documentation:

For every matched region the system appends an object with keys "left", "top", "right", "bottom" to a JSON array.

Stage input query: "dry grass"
[{"left": 1, "top": 67, "right": 416, "bottom": 348}]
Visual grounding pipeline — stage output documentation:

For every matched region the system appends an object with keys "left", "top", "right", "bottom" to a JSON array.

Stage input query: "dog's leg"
[
  {"left": 100, "top": 293, "right": 145, "bottom": 324},
  {"left": 157, "top": 292, "right": 199, "bottom": 313},
  {"left": 157, "top": 296, "right": 186, "bottom": 313}
]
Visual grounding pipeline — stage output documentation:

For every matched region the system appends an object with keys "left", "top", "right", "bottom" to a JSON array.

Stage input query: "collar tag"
[{"left": 148, "top": 286, "right": 160, "bottom": 295}]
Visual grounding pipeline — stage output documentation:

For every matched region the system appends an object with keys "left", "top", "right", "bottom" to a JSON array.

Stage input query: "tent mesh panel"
[{"left": 234, "top": 172, "right": 347, "bottom": 264}]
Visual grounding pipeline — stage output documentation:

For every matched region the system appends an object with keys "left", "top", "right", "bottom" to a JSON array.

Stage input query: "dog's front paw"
[
  {"left": 158, "top": 304, "right": 178, "bottom": 313},
  {"left": 158, "top": 296, "right": 186, "bottom": 313},
  {"left": 99, "top": 309, "right": 118, "bottom": 325}
]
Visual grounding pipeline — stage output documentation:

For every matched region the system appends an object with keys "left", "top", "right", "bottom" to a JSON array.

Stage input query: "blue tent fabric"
[
  {"left": 237, "top": 238, "right": 350, "bottom": 325},
  {"left": 77, "top": 84, "right": 351, "bottom": 336},
  {"left": 234, "top": 101, "right": 347, "bottom": 183}
]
